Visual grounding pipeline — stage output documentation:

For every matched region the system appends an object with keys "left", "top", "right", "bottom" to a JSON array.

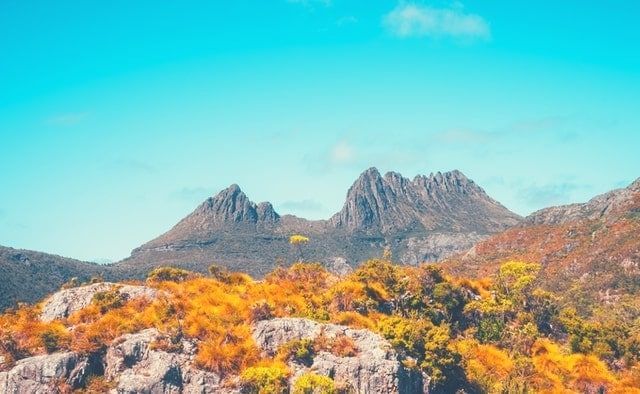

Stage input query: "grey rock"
[
  {"left": 105, "top": 329, "right": 234, "bottom": 394},
  {"left": 0, "top": 352, "right": 93, "bottom": 393},
  {"left": 326, "top": 257, "right": 353, "bottom": 276},
  {"left": 252, "top": 317, "right": 428, "bottom": 393},
  {"left": 40, "top": 282, "right": 157, "bottom": 322},
  {"left": 401, "top": 233, "right": 487, "bottom": 265}
]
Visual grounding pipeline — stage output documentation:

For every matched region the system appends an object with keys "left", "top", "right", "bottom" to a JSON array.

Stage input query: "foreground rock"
[
  {"left": 0, "top": 352, "right": 97, "bottom": 393},
  {"left": 40, "top": 282, "right": 157, "bottom": 322},
  {"left": 1, "top": 317, "right": 427, "bottom": 393},
  {"left": 252, "top": 317, "right": 429, "bottom": 393},
  {"left": 104, "top": 328, "right": 234, "bottom": 394}
]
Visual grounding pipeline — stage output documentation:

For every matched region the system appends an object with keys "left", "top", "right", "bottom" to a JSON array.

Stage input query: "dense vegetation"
[{"left": 1, "top": 253, "right": 640, "bottom": 393}]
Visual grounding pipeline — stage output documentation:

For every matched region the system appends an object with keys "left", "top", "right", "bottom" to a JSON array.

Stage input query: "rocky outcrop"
[
  {"left": 104, "top": 329, "right": 232, "bottom": 394},
  {"left": 40, "top": 282, "right": 157, "bottom": 322},
  {"left": 252, "top": 318, "right": 429, "bottom": 393},
  {"left": 1, "top": 315, "right": 426, "bottom": 393},
  {"left": 0, "top": 352, "right": 96, "bottom": 393}
]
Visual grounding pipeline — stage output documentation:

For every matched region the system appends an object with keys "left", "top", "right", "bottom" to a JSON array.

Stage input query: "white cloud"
[
  {"left": 330, "top": 140, "right": 355, "bottom": 164},
  {"left": 46, "top": 112, "right": 88, "bottom": 126},
  {"left": 384, "top": 2, "right": 490, "bottom": 40}
]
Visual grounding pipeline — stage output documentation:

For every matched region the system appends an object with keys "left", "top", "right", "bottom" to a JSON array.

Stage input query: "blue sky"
[{"left": 1, "top": 1, "right": 639, "bottom": 262}]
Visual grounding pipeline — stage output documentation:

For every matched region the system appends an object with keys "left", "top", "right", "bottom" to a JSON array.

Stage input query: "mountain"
[
  {"left": 112, "top": 167, "right": 521, "bottom": 279},
  {"left": 0, "top": 246, "right": 107, "bottom": 311},
  {"left": 443, "top": 177, "right": 640, "bottom": 313}
]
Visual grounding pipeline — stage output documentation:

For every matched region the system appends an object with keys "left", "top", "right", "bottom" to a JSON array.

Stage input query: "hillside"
[
  {"left": 0, "top": 246, "right": 107, "bottom": 312},
  {"left": 443, "top": 178, "right": 640, "bottom": 314},
  {"left": 113, "top": 167, "right": 521, "bottom": 279},
  {"left": 1, "top": 260, "right": 638, "bottom": 392}
]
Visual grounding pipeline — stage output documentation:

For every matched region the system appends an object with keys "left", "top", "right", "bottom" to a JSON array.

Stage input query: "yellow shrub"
[
  {"left": 293, "top": 372, "right": 336, "bottom": 394},
  {"left": 240, "top": 365, "right": 289, "bottom": 394}
]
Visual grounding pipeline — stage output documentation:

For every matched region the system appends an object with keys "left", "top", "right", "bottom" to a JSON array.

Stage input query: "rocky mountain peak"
[
  {"left": 136, "top": 185, "right": 280, "bottom": 249},
  {"left": 329, "top": 167, "right": 406, "bottom": 232},
  {"left": 330, "top": 167, "right": 520, "bottom": 234},
  {"left": 195, "top": 184, "right": 258, "bottom": 224},
  {"left": 192, "top": 184, "right": 280, "bottom": 226}
]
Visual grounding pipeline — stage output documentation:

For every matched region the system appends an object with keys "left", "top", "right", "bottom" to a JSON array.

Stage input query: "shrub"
[
  {"left": 92, "top": 289, "right": 128, "bottom": 314},
  {"left": 240, "top": 365, "right": 289, "bottom": 394},
  {"left": 61, "top": 277, "right": 80, "bottom": 289},
  {"left": 277, "top": 338, "right": 315, "bottom": 366},
  {"left": 76, "top": 376, "right": 115, "bottom": 393},
  {"left": 147, "top": 267, "right": 193, "bottom": 283},
  {"left": 40, "top": 330, "right": 62, "bottom": 353},
  {"left": 249, "top": 301, "right": 274, "bottom": 323},
  {"left": 208, "top": 264, "right": 231, "bottom": 282},
  {"left": 313, "top": 333, "right": 358, "bottom": 358},
  {"left": 293, "top": 372, "right": 336, "bottom": 394}
]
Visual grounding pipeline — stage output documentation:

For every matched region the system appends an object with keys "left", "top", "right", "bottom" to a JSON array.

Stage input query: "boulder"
[
  {"left": 0, "top": 352, "right": 95, "bottom": 393},
  {"left": 105, "top": 329, "right": 236, "bottom": 394},
  {"left": 252, "top": 317, "right": 429, "bottom": 393},
  {"left": 40, "top": 282, "right": 157, "bottom": 322}
]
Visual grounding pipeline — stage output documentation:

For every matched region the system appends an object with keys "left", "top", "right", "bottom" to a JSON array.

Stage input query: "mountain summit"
[
  {"left": 330, "top": 168, "right": 519, "bottom": 234},
  {"left": 114, "top": 168, "right": 521, "bottom": 278}
]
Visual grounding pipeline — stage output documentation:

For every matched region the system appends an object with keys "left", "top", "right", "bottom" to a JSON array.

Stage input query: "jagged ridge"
[{"left": 116, "top": 167, "right": 521, "bottom": 279}]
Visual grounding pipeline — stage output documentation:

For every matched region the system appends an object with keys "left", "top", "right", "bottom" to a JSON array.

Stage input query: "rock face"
[
  {"left": 40, "top": 283, "right": 157, "bottom": 322},
  {"left": 252, "top": 318, "right": 429, "bottom": 393},
  {"left": 113, "top": 168, "right": 520, "bottom": 280},
  {"left": 104, "top": 329, "right": 232, "bottom": 394},
  {"left": 0, "top": 352, "right": 97, "bottom": 393},
  {"left": 330, "top": 168, "right": 518, "bottom": 234}
]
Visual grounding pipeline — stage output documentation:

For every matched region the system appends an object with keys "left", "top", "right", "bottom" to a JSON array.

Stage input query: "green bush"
[
  {"left": 147, "top": 267, "right": 193, "bottom": 283},
  {"left": 293, "top": 372, "right": 336, "bottom": 394},
  {"left": 240, "top": 366, "right": 289, "bottom": 394},
  {"left": 92, "top": 289, "right": 127, "bottom": 314}
]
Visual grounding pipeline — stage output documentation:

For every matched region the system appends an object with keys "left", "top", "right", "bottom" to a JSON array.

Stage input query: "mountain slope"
[
  {"left": 0, "top": 246, "right": 107, "bottom": 311},
  {"left": 442, "top": 178, "right": 640, "bottom": 313},
  {"left": 113, "top": 168, "right": 520, "bottom": 279}
]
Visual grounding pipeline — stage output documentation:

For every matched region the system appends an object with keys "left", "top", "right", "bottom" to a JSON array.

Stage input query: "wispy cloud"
[
  {"left": 46, "top": 112, "right": 89, "bottom": 126},
  {"left": 112, "top": 158, "right": 157, "bottom": 174},
  {"left": 170, "top": 187, "right": 211, "bottom": 202},
  {"left": 330, "top": 140, "right": 356, "bottom": 164},
  {"left": 434, "top": 128, "right": 493, "bottom": 144},
  {"left": 510, "top": 116, "right": 567, "bottom": 133},
  {"left": 279, "top": 199, "right": 324, "bottom": 213},
  {"left": 384, "top": 2, "right": 490, "bottom": 40},
  {"left": 516, "top": 181, "right": 591, "bottom": 207}
]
